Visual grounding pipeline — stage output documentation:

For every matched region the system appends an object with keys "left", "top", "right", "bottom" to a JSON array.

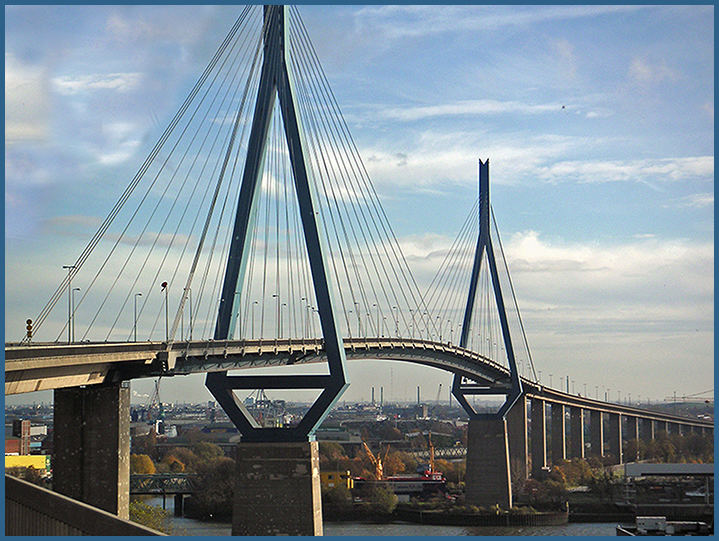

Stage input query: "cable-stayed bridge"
[{"left": 5, "top": 6, "right": 712, "bottom": 536}]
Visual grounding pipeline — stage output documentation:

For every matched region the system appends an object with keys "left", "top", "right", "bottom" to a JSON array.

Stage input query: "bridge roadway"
[{"left": 5, "top": 337, "right": 711, "bottom": 429}]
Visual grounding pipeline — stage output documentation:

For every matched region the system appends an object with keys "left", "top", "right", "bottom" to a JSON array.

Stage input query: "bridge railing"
[{"left": 5, "top": 475, "right": 165, "bottom": 536}]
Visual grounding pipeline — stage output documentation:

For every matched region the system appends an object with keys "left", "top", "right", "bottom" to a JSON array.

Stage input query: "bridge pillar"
[
  {"left": 589, "top": 410, "right": 604, "bottom": 457},
  {"left": 550, "top": 404, "right": 566, "bottom": 464},
  {"left": 232, "top": 441, "right": 322, "bottom": 536},
  {"left": 174, "top": 494, "right": 184, "bottom": 517},
  {"left": 465, "top": 418, "right": 512, "bottom": 509},
  {"left": 569, "top": 407, "right": 585, "bottom": 459},
  {"left": 53, "top": 382, "right": 130, "bottom": 519},
  {"left": 506, "top": 396, "right": 528, "bottom": 480},
  {"left": 640, "top": 418, "right": 654, "bottom": 442},
  {"left": 656, "top": 420, "right": 668, "bottom": 435},
  {"left": 607, "top": 413, "right": 622, "bottom": 464},
  {"left": 626, "top": 416, "right": 639, "bottom": 461},
  {"left": 530, "top": 398, "right": 547, "bottom": 477}
]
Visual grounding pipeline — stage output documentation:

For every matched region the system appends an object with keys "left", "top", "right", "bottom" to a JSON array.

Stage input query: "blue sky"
[{"left": 5, "top": 5, "right": 713, "bottom": 406}]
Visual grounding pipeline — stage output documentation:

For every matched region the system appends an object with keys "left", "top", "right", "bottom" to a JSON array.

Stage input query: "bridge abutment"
[
  {"left": 530, "top": 398, "right": 547, "bottom": 477},
  {"left": 232, "top": 441, "right": 322, "bottom": 536},
  {"left": 506, "top": 396, "right": 528, "bottom": 480},
  {"left": 53, "top": 382, "right": 130, "bottom": 519},
  {"left": 465, "top": 418, "right": 512, "bottom": 508}
]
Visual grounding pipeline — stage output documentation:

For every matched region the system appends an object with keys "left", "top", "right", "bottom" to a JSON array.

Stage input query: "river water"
[{"left": 145, "top": 497, "right": 617, "bottom": 536}]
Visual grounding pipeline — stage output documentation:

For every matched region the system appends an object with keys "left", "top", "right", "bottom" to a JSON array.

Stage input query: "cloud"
[
  {"left": 5, "top": 53, "right": 50, "bottom": 142},
  {"left": 671, "top": 192, "right": 714, "bottom": 209},
  {"left": 628, "top": 57, "right": 678, "bottom": 85},
  {"left": 353, "top": 5, "right": 645, "bottom": 40},
  {"left": 377, "top": 99, "right": 564, "bottom": 122},
  {"left": 537, "top": 156, "right": 713, "bottom": 184},
  {"left": 52, "top": 72, "right": 142, "bottom": 95}
]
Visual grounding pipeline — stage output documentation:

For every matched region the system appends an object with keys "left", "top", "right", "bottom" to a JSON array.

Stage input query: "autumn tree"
[{"left": 130, "top": 454, "right": 156, "bottom": 474}]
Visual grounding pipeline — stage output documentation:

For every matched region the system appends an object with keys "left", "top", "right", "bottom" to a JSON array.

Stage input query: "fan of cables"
[{"left": 26, "top": 6, "right": 437, "bottom": 345}]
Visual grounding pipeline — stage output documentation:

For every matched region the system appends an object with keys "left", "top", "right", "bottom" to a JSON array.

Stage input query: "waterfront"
[{"left": 146, "top": 498, "right": 617, "bottom": 536}]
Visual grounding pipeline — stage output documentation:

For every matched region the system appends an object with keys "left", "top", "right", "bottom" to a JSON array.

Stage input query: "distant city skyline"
[{"left": 5, "top": 5, "right": 713, "bottom": 406}]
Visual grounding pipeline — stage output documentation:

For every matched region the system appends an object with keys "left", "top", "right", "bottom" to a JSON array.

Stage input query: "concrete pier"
[
  {"left": 551, "top": 404, "right": 566, "bottom": 464},
  {"left": 569, "top": 407, "right": 585, "bottom": 459},
  {"left": 626, "top": 416, "right": 639, "bottom": 461},
  {"left": 530, "top": 399, "right": 547, "bottom": 477},
  {"left": 640, "top": 418, "right": 654, "bottom": 441},
  {"left": 506, "top": 396, "right": 528, "bottom": 480},
  {"left": 465, "top": 418, "right": 512, "bottom": 508},
  {"left": 232, "top": 441, "right": 322, "bottom": 536},
  {"left": 53, "top": 382, "right": 130, "bottom": 518},
  {"left": 590, "top": 410, "right": 604, "bottom": 457},
  {"left": 607, "top": 413, "right": 622, "bottom": 464}
]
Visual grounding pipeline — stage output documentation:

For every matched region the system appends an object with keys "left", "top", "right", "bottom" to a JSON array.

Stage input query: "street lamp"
[
  {"left": 62, "top": 265, "right": 76, "bottom": 344},
  {"left": 160, "top": 282, "right": 169, "bottom": 342},
  {"left": 71, "top": 287, "right": 80, "bottom": 342},
  {"left": 280, "top": 303, "right": 287, "bottom": 338},
  {"left": 272, "top": 294, "right": 279, "bottom": 343},
  {"left": 134, "top": 292, "right": 142, "bottom": 342},
  {"left": 436, "top": 316, "right": 442, "bottom": 341},
  {"left": 392, "top": 306, "right": 398, "bottom": 338},
  {"left": 187, "top": 288, "right": 193, "bottom": 341}
]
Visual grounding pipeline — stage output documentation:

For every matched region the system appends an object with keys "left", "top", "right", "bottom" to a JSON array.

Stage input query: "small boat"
[{"left": 616, "top": 516, "right": 712, "bottom": 536}]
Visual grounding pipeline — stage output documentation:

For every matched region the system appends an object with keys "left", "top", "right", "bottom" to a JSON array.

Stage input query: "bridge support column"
[
  {"left": 551, "top": 404, "right": 566, "bottom": 465},
  {"left": 569, "top": 407, "right": 585, "bottom": 459},
  {"left": 53, "top": 382, "right": 130, "bottom": 519},
  {"left": 174, "top": 494, "right": 184, "bottom": 517},
  {"left": 589, "top": 410, "right": 604, "bottom": 457},
  {"left": 607, "top": 413, "right": 622, "bottom": 464},
  {"left": 640, "top": 418, "right": 654, "bottom": 442},
  {"left": 530, "top": 399, "right": 547, "bottom": 477},
  {"left": 626, "top": 416, "right": 639, "bottom": 462},
  {"left": 465, "top": 418, "right": 512, "bottom": 508},
  {"left": 232, "top": 441, "right": 322, "bottom": 536},
  {"left": 656, "top": 420, "right": 668, "bottom": 435},
  {"left": 506, "top": 396, "right": 528, "bottom": 480}
]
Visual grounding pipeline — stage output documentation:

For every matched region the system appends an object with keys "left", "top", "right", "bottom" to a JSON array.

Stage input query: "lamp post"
[
  {"left": 272, "top": 294, "right": 280, "bottom": 343},
  {"left": 71, "top": 287, "right": 80, "bottom": 343},
  {"left": 392, "top": 306, "right": 398, "bottom": 338},
  {"left": 280, "top": 303, "right": 286, "bottom": 338},
  {"left": 134, "top": 292, "right": 142, "bottom": 342},
  {"left": 409, "top": 309, "right": 414, "bottom": 339},
  {"left": 436, "top": 316, "right": 442, "bottom": 341},
  {"left": 301, "top": 297, "right": 307, "bottom": 339},
  {"left": 161, "top": 282, "right": 169, "bottom": 342},
  {"left": 62, "top": 265, "right": 76, "bottom": 344}
]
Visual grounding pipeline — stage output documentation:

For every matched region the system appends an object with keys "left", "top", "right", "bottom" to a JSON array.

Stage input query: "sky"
[{"left": 5, "top": 5, "right": 714, "bottom": 407}]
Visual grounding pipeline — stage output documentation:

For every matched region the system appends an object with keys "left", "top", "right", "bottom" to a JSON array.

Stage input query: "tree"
[
  {"left": 191, "top": 457, "right": 236, "bottom": 520},
  {"left": 129, "top": 499, "right": 172, "bottom": 534},
  {"left": 364, "top": 485, "right": 398, "bottom": 515},
  {"left": 130, "top": 454, "right": 156, "bottom": 474},
  {"left": 192, "top": 441, "right": 224, "bottom": 462},
  {"left": 164, "top": 446, "right": 199, "bottom": 472},
  {"left": 322, "top": 485, "right": 353, "bottom": 513},
  {"left": 162, "top": 454, "right": 185, "bottom": 473}
]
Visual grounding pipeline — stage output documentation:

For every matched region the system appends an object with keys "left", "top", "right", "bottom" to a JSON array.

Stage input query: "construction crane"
[{"left": 361, "top": 441, "right": 389, "bottom": 480}]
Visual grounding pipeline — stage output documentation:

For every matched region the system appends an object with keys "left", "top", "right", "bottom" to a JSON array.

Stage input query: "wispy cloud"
[
  {"left": 354, "top": 5, "right": 646, "bottom": 40},
  {"left": 52, "top": 72, "right": 142, "bottom": 95},
  {"left": 670, "top": 192, "right": 714, "bottom": 209},
  {"left": 537, "top": 156, "right": 713, "bottom": 184},
  {"left": 378, "top": 99, "right": 564, "bottom": 121},
  {"left": 5, "top": 54, "right": 50, "bottom": 142},
  {"left": 628, "top": 57, "right": 679, "bottom": 85}
]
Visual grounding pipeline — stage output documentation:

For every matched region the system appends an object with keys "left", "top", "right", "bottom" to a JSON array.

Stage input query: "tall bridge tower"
[{"left": 454, "top": 159, "right": 525, "bottom": 509}]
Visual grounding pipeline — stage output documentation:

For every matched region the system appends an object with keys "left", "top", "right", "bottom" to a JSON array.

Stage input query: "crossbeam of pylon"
[
  {"left": 453, "top": 159, "right": 522, "bottom": 419},
  {"left": 206, "top": 5, "right": 348, "bottom": 442}
]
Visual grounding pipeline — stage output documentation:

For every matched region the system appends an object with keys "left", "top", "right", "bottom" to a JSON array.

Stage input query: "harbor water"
[{"left": 145, "top": 497, "right": 617, "bottom": 536}]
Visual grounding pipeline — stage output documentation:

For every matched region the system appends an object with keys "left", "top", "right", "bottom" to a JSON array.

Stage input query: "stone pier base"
[
  {"left": 53, "top": 382, "right": 130, "bottom": 518},
  {"left": 232, "top": 441, "right": 322, "bottom": 536},
  {"left": 465, "top": 418, "right": 512, "bottom": 509}
]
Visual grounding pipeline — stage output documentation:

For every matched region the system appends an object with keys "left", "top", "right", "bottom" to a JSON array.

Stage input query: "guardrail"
[{"left": 5, "top": 475, "right": 165, "bottom": 536}]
